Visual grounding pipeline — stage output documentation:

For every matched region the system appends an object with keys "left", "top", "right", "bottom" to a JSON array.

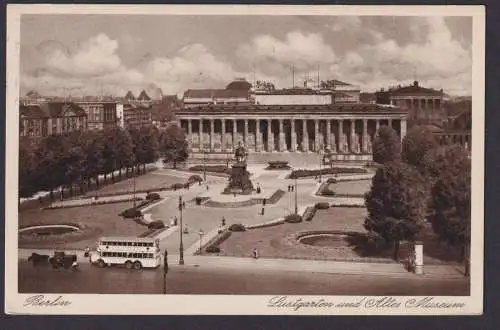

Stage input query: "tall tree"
[
  {"left": 160, "top": 124, "right": 189, "bottom": 169},
  {"left": 34, "top": 134, "right": 67, "bottom": 200},
  {"left": 402, "top": 125, "right": 439, "bottom": 174},
  {"left": 372, "top": 125, "right": 401, "bottom": 164},
  {"left": 19, "top": 138, "right": 37, "bottom": 201},
  {"left": 62, "top": 131, "right": 90, "bottom": 196},
  {"left": 114, "top": 128, "right": 136, "bottom": 178},
  {"left": 428, "top": 146, "right": 471, "bottom": 275},
  {"left": 129, "top": 125, "right": 160, "bottom": 174},
  {"left": 364, "top": 161, "right": 428, "bottom": 260},
  {"left": 83, "top": 130, "right": 105, "bottom": 189}
]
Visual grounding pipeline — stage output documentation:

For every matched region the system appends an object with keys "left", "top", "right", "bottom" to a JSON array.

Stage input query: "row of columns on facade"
[
  {"left": 184, "top": 118, "right": 406, "bottom": 153},
  {"left": 393, "top": 98, "right": 442, "bottom": 109}
]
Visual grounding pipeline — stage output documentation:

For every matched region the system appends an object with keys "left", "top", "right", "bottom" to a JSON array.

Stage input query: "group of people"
[{"left": 287, "top": 184, "right": 295, "bottom": 192}]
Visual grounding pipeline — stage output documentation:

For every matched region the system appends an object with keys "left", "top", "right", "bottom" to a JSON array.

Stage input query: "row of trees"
[
  {"left": 19, "top": 124, "right": 189, "bottom": 201},
  {"left": 366, "top": 125, "right": 471, "bottom": 274}
]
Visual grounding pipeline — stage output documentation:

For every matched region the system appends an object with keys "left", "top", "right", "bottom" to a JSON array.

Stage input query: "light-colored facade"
[
  {"left": 20, "top": 103, "right": 87, "bottom": 144},
  {"left": 75, "top": 101, "right": 118, "bottom": 130},
  {"left": 122, "top": 104, "right": 153, "bottom": 129},
  {"left": 381, "top": 81, "right": 445, "bottom": 126},
  {"left": 177, "top": 104, "right": 407, "bottom": 162}
]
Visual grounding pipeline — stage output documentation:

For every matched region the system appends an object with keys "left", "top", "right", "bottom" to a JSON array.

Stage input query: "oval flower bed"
[{"left": 18, "top": 222, "right": 101, "bottom": 245}]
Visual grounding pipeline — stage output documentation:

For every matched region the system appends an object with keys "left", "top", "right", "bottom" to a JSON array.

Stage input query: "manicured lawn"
[
  {"left": 218, "top": 207, "right": 460, "bottom": 265},
  {"left": 18, "top": 201, "right": 148, "bottom": 250},
  {"left": 329, "top": 180, "right": 372, "bottom": 196},
  {"left": 84, "top": 172, "right": 186, "bottom": 196}
]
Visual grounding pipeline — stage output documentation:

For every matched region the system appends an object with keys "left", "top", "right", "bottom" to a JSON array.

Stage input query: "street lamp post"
[
  {"left": 203, "top": 150, "right": 207, "bottom": 182},
  {"left": 198, "top": 229, "right": 205, "bottom": 255},
  {"left": 163, "top": 250, "right": 168, "bottom": 294},
  {"left": 133, "top": 167, "right": 137, "bottom": 208},
  {"left": 294, "top": 169, "right": 298, "bottom": 215},
  {"left": 318, "top": 149, "right": 323, "bottom": 183},
  {"left": 178, "top": 196, "right": 184, "bottom": 265}
]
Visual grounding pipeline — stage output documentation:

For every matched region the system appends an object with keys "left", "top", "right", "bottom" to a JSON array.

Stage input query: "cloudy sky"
[{"left": 20, "top": 15, "right": 472, "bottom": 97}]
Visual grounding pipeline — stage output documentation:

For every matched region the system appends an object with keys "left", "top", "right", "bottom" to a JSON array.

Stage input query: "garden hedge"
[
  {"left": 146, "top": 192, "right": 161, "bottom": 200},
  {"left": 289, "top": 167, "right": 367, "bottom": 179},
  {"left": 314, "top": 202, "right": 330, "bottom": 209},
  {"left": 303, "top": 207, "right": 317, "bottom": 222},
  {"left": 120, "top": 208, "right": 143, "bottom": 219},
  {"left": 229, "top": 223, "right": 246, "bottom": 232},
  {"left": 147, "top": 220, "right": 165, "bottom": 230},
  {"left": 188, "top": 165, "right": 231, "bottom": 174},
  {"left": 285, "top": 213, "right": 303, "bottom": 223}
]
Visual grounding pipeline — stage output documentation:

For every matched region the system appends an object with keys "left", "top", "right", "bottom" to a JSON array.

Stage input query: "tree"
[
  {"left": 114, "top": 128, "right": 135, "bottom": 178},
  {"left": 402, "top": 126, "right": 439, "bottom": 174},
  {"left": 62, "top": 131, "right": 86, "bottom": 196},
  {"left": 83, "top": 130, "right": 104, "bottom": 189},
  {"left": 364, "top": 161, "right": 428, "bottom": 261},
  {"left": 19, "top": 138, "right": 37, "bottom": 201},
  {"left": 34, "top": 134, "right": 68, "bottom": 200},
  {"left": 372, "top": 125, "right": 401, "bottom": 164},
  {"left": 160, "top": 124, "right": 189, "bottom": 169},
  {"left": 428, "top": 145, "right": 471, "bottom": 275},
  {"left": 129, "top": 125, "right": 160, "bottom": 174}
]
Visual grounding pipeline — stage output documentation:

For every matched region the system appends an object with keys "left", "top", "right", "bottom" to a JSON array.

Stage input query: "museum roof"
[
  {"left": 390, "top": 81, "right": 443, "bottom": 96},
  {"left": 175, "top": 103, "right": 407, "bottom": 115},
  {"left": 184, "top": 89, "right": 250, "bottom": 99},
  {"left": 20, "top": 102, "right": 87, "bottom": 118}
]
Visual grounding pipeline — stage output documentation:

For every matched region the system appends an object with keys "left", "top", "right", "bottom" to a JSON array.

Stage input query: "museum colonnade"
[{"left": 179, "top": 118, "right": 407, "bottom": 154}]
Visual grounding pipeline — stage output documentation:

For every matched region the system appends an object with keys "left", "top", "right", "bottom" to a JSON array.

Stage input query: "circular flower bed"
[
  {"left": 18, "top": 222, "right": 101, "bottom": 245},
  {"left": 19, "top": 224, "right": 80, "bottom": 236}
]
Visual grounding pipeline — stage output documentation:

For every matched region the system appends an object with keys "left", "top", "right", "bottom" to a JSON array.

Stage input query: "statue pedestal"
[{"left": 225, "top": 162, "right": 254, "bottom": 195}]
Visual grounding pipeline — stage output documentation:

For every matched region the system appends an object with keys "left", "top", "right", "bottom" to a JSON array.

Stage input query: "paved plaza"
[
  {"left": 146, "top": 165, "right": 372, "bottom": 254},
  {"left": 18, "top": 163, "right": 466, "bottom": 291}
]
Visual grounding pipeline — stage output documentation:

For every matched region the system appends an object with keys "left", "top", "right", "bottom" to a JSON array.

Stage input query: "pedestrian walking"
[
  {"left": 182, "top": 201, "right": 186, "bottom": 209},
  {"left": 221, "top": 217, "right": 226, "bottom": 227},
  {"left": 84, "top": 246, "right": 90, "bottom": 258},
  {"left": 287, "top": 185, "right": 290, "bottom": 192},
  {"left": 174, "top": 216, "right": 178, "bottom": 226}
]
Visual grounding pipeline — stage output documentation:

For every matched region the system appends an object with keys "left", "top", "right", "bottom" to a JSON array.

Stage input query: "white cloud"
[
  {"left": 328, "top": 17, "right": 472, "bottom": 94},
  {"left": 44, "top": 34, "right": 123, "bottom": 77},
  {"left": 21, "top": 18, "right": 472, "bottom": 97},
  {"left": 237, "top": 31, "right": 336, "bottom": 70},
  {"left": 143, "top": 44, "right": 239, "bottom": 94}
]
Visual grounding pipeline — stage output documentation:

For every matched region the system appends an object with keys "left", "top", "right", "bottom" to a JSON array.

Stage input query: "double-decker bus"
[{"left": 90, "top": 236, "right": 161, "bottom": 270}]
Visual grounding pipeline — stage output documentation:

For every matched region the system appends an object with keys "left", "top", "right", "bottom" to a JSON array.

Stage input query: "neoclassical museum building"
[{"left": 176, "top": 79, "right": 408, "bottom": 162}]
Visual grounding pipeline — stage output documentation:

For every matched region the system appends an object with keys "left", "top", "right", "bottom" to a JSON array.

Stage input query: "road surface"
[{"left": 18, "top": 262, "right": 469, "bottom": 295}]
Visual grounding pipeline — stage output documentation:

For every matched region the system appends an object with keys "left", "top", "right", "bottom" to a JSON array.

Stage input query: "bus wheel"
[
  {"left": 125, "top": 261, "right": 133, "bottom": 269},
  {"left": 133, "top": 261, "right": 142, "bottom": 270},
  {"left": 97, "top": 259, "right": 105, "bottom": 268}
]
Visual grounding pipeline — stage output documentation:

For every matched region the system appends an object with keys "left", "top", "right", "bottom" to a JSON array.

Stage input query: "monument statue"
[{"left": 224, "top": 142, "right": 254, "bottom": 195}]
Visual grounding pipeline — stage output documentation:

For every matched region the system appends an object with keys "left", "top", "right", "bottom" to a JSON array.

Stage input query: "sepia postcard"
[{"left": 5, "top": 4, "right": 484, "bottom": 315}]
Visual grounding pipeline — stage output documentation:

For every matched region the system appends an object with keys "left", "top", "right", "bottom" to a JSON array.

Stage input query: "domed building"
[{"left": 226, "top": 78, "right": 252, "bottom": 91}]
